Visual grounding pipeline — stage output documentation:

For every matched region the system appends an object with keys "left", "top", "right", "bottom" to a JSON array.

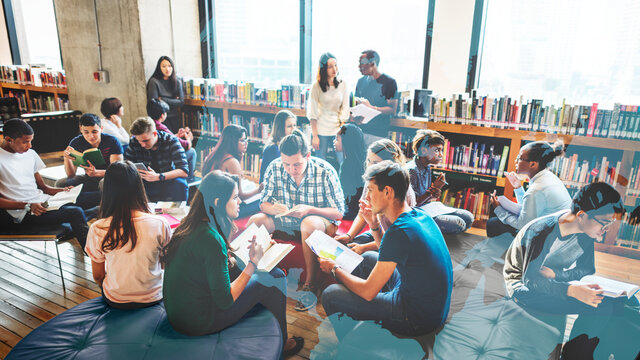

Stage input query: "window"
[
  {"left": 478, "top": 0, "right": 640, "bottom": 106},
  {"left": 11, "top": 0, "right": 63, "bottom": 69},
  {"left": 214, "top": 0, "right": 299, "bottom": 85},
  {"left": 312, "top": 0, "right": 428, "bottom": 91}
]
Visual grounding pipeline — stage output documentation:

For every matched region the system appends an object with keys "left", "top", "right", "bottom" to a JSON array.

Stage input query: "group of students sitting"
[{"left": 0, "top": 105, "right": 633, "bottom": 356}]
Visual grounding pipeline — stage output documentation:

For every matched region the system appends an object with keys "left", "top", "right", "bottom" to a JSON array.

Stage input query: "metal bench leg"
[{"left": 54, "top": 240, "right": 66, "bottom": 292}]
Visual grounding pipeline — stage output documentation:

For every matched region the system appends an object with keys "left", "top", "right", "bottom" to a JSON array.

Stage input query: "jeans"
[
  {"left": 208, "top": 267, "right": 288, "bottom": 344},
  {"left": 185, "top": 148, "right": 197, "bottom": 180},
  {"left": 352, "top": 232, "right": 374, "bottom": 246},
  {"left": 322, "top": 251, "right": 428, "bottom": 338},
  {"left": 433, "top": 208, "right": 474, "bottom": 234},
  {"left": 144, "top": 177, "right": 188, "bottom": 202},
  {"left": 315, "top": 135, "right": 343, "bottom": 163},
  {"left": 486, "top": 216, "right": 518, "bottom": 237}
]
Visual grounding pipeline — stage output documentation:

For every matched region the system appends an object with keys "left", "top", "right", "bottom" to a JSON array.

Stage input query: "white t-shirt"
[
  {"left": 0, "top": 147, "right": 50, "bottom": 220},
  {"left": 306, "top": 81, "right": 350, "bottom": 136},
  {"left": 85, "top": 212, "right": 172, "bottom": 304},
  {"left": 101, "top": 118, "right": 130, "bottom": 145}
]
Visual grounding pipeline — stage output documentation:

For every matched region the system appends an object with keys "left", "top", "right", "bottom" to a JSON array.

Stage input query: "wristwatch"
[
  {"left": 159, "top": 173, "right": 166, "bottom": 182},
  {"left": 331, "top": 264, "right": 341, "bottom": 279}
]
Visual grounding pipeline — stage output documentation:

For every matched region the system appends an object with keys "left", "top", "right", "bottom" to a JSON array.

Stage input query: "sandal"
[{"left": 282, "top": 336, "right": 304, "bottom": 358}]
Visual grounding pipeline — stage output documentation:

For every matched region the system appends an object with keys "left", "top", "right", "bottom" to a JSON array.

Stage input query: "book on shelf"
[
  {"left": 230, "top": 114, "right": 270, "bottom": 140},
  {"left": 569, "top": 275, "right": 639, "bottom": 299},
  {"left": 616, "top": 211, "right": 640, "bottom": 249},
  {"left": 305, "top": 230, "right": 363, "bottom": 273},
  {"left": 439, "top": 187, "right": 492, "bottom": 222},
  {"left": 0, "top": 65, "right": 66, "bottom": 88},
  {"left": 442, "top": 140, "right": 507, "bottom": 177},
  {"left": 69, "top": 148, "right": 105, "bottom": 167},
  {"left": 181, "top": 108, "right": 223, "bottom": 137},
  {"left": 549, "top": 153, "right": 623, "bottom": 190},
  {"left": 229, "top": 223, "right": 294, "bottom": 272}
]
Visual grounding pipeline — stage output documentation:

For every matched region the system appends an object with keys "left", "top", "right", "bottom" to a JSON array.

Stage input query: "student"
[
  {"left": 100, "top": 97, "right": 130, "bottom": 147},
  {"left": 488, "top": 140, "right": 571, "bottom": 237},
  {"left": 352, "top": 50, "right": 398, "bottom": 145},
  {"left": 125, "top": 117, "right": 188, "bottom": 202},
  {"left": 147, "top": 56, "right": 184, "bottom": 133},
  {"left": 503, "top": 182, "right": 631, "bottom": 357},
  {"left": 334, "top": 139, "right": 416, "bottom": 254},
  {"left": 147, "top": 99, "right": 197, "bottom": 181},
  {"left": 259, "top": 110, "right": 297, "bottom": 183},
  {"left": 307, "top": 53, "right": 350, "bottom": 162},
  {"left": 202, "top": 124, "right": 263, "bottom": 218},
  {"left": 320, "top": 161, "right": 453, "bottom": 338},
  {"left": 85, "top": 161, "right": 171, "bottom": 309},
  {"left": 161, "top": 171, "right": 304, "bottom": 357},
  {"left": 407, "top": 129, "right": 474, "bottom": 233},
  {"left": 0, "top": 119, "right": 98, "bottom": 249},
  {"left": 58, "top": 113, "right": 124, "bottom": 196},
  {"left": 333, "top": 124, "right": 366, "bottom": 220},
  {"left": 247, "top": 129, "right": 345, "bottom": 311}
]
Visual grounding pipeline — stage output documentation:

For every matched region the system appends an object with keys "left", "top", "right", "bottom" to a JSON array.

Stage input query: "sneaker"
[
  {"left": 282, "top": 336, "right": 304, "bottom": 358},
  {"left": 294, "top": 284, "right": 317, "bottom": 312}
]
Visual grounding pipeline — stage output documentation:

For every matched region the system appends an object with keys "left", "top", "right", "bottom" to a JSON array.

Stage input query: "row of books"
[
  {"left": 615, "top": 213, "right": 639, "bottom": 249},
  {"left": 440, "top": 188, "right": 491, "bottom": 222},
  {"left": 181, "top": 109, "right": 223, "bottom": 137},
  {"left": 0, "top": 65, "right": 67, "bottom": 88},
  {"left": 229, "top": 114, "right": 270, "bottom": 141},
  {"left": 549, "top": 154, "right": 623, "bottom": 190},
  {"left": 30, "top": 94, "right": 69, "bottom": 112},
  {"left": 4, "top": 90, "right": 28, "bottom": 112},
  {"left": 440, "top": 141, "right": 509, "bottom": 177},
  {"left": 626, "top": 161, "right": 640, "bottom": 198},
  {"left": 242, "top": 153, "right": 261, "bottom": 180},
  {"left": 182, "top": 78, "right": 310, "bottom": 109},
  {"left": 400, "top": 91, "right": 640, "bottom": 140}
]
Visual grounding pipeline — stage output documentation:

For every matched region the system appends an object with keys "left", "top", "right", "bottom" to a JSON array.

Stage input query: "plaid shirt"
[
  {"left": 261, "top": 156, "right": 345, "bottom": 229},
  {"left": 125, "top": 131, "right": 188, "bottom": 174}
]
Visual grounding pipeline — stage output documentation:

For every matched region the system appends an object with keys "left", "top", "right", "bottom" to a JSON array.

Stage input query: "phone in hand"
[{"left": 134, "top": 162, "right": 148, "bottom": 171}]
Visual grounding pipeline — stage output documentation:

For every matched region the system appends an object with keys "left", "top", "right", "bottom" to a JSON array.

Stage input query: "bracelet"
[
  {"left": 248, "top": 260, "right": 258, "bottom": 269},
  {"left": 370, "top": 225, "right": 381, "bottom": 232},
  {"left": 345, "top": 233, "right": 353, "bottom": 240}
]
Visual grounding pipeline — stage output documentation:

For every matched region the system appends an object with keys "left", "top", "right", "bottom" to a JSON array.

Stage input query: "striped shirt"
[
  {"left": 261, "top": 156, "right": 345, "bottom": 229},
  {"left": 125, "top": 131, "right": 188, "bottom": 175}
]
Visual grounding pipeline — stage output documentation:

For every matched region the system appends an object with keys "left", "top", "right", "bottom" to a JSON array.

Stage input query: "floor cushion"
[{"left": 6, "top": 297, "right": 282, "bottom": 360}]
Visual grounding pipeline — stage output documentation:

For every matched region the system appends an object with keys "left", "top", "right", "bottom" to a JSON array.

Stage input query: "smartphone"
[{"left": 134, "top": 162, "right": 148, "bottom": 171}]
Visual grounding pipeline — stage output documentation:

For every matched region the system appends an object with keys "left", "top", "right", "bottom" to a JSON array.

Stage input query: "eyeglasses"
[
  {"left": 516, "top": 155, "right": 530, "bottom": 162},
  {"left": 589, "top": 214, "right": 616, "bottom": 230},
  {"left": 238, "top": 138, "right": 248, "bottom": 143}
]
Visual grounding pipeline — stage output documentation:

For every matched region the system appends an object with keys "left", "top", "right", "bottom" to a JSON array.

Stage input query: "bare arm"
[
  {"left": 320, "top": 258, "right": 397, "bottom": 301},
  {"left": 91, "top": 260, "right": 106, "bottom": 288}
]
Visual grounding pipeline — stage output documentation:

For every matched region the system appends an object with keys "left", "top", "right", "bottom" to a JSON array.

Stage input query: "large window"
[
  {"left": 214, "top": 0, "right": 299, "bottom": 85},
  {"left": 478, "top": 0, "right": 640, "bottom": 106},
  {"left": 11, "top": 0, "right": 62, "bottom": 69},
  {"left": 312, "top": 0, "right": 428, "bottom": 91}
]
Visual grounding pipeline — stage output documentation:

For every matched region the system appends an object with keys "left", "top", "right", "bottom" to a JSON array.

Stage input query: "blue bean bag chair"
[{"left": 6, "top": 297, "right": 282, "bottom": 360}]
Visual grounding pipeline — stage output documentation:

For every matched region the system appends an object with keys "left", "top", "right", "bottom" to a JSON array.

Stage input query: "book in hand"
[
  {"left": 275, "top": 204, "right": 302, "bottom": 218},
  {"left": 44, "top": 184, "right": 83, "bottom": 211},
  {"left": 229, "top": 223, "right": 294, "bottom": 272},
  {"left": 350, "top": 103, "right": 381, "bottom": 125},
  {"left": 498, "top": 195, "right": 522, "bottom": 215},
  {"left": 69, "top": 148, "right": 105, "bottom": 167},
  {"left": 305, "top": 230, "right": 363, "bottom": 274},
  {"left": 569, "top": 275, "right": 639, "bottom": 298}
]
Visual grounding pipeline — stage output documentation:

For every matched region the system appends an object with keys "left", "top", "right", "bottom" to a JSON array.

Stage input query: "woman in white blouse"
[
  {"left": 100, "top": 97, "right": 130, "bottom": 147},
  {"left": 306, "top": 53, "right": 350, "bottom": 162}
]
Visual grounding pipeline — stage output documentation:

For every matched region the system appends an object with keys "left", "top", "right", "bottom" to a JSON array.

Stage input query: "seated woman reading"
[
  {"left": 86, "top": 160, "right": 172, "bottom": 309},
  {"left": 161, "top": 171, "right": 303, "bottom": 357}
]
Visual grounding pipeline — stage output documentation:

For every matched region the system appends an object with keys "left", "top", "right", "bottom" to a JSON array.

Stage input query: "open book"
[
  {"left": 305, "top": 230, "right": 364, "bottom": 273},
  {"left": 498, "top": 195, "right": 522, "bottom": 215},
  {"left": 275, "top": 204, "right": 302, "bottom": 218},
  {"left": 350, "top": 104, "right": 381, "bottom": 125},
  {"left": 569, "top": 275, "right": 639, "bottom": 298},
  {"left": 229, "top": 223, "right": 294, "bottom": 272},
  {"left": 45, "top": 184, "right": 83, "bottom": 211},
  {"left": 69, "top": 148, "right": 105, "bottom": 167}
]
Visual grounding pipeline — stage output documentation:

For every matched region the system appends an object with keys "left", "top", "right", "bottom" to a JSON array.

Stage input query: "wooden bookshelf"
[
  {"left": 184, "top": 98, "right": 305, "bottom": 126},
  {"left": 0, "top": 81, "right": 69, "bottom": 113}
]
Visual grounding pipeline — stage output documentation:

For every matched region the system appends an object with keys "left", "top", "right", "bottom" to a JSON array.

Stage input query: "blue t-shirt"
[
  {"left": 259, "top": 143, "right": 280, "bottom": 183},
  {"left": 69, "top": 133, "right": 123, "bottom": 170},
  {"left": 355, "top": 74, "right": 398, "bottom": 137},
  {"left": 379, "top": 208, "right": 453, "bottom": 328}
]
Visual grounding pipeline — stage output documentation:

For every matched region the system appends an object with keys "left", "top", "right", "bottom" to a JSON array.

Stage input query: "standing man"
[
  {"left": 247, "top": 129, "right": 345, "bottom": 311},
  {"left": 320, "top": 161, "right": 453, "bottom": 338},
  {"left": 125, "top": 117, "right": 188, "bottom": 201},
  {"left": 407, "top": 129, "right": 474, "bottom": 233},
  {"left": 353, "top": 50, "right": 398, "bottom": 145}
]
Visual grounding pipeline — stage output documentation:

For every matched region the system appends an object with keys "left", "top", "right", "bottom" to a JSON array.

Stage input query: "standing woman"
[
  {"left": 487, "top": 140, "right": 572, "bottom": 237},
  {"left": 333, "top": 123, "right": 366, "bottom": 220},
  {"left": 85, "top": 161, "right": 172, "bottom": 309},
  {"left": 306, "top": 53, "right": 350, "bottom": 162},
  {"left": 259, "top": 110, "right": 297, "bottom": 183},
  {"left": 161, "top": 171, "right": 304, "bottom": 356},
  {"left": 147, "top": 56, "right": 184, "bottom": 133},
  {"left": 100, "top": 97, "right": 130, "bottom": 148},
  {"left": 202, "top": 124, "right": 262, "bottom": 218}
]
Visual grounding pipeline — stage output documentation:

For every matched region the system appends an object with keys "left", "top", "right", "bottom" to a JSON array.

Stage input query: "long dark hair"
[
  {"left": 339, "top": 124, "right": 366, "bottom": 194},
  {"left": 98, "top": 161, "right": 149, "bottom": 252},
  {"left": 161, "top": 171, "right": 238, "bottom": 266},
  {"left": 149, "top": 56, "right": 178, "bottom": 94},
  {"left": 317, "top": 52, "right": 340, "bottom": 92},
  {"left": 202, "top": 124, "right": 247, "bottom": 175}
]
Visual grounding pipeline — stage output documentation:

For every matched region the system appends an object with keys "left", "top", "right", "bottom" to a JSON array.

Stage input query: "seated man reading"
[
  {"left": 247, "top": 129, "right": 345, "bottom": 311},
  {"left": 0, "top": 119, "right": 98, "bottom": 249},
  {"left": 124, "top": 117, "right": 188, "bottom": 202},
  {"left": 406, "top": 129, "right": 474, "bottom": 233},
  {"left": 320, "top": 161, "right": 453, "bottom": 338},
  {"left": 59, "top": 113, "right": 123, "bottom": 199},
  {"left": 504, "top": 182, "right": 632, "bottom": 357}
]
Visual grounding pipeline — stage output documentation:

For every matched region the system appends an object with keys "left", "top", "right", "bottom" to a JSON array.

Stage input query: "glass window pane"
[
  {"left": 215, "top": 0, "right": 299, "bottom": 85},
  {"left": 312, "top": 0, "right": 428, "bottom": 91},
  {"left": 14, "top": 0, "right": 62, "bottom": 69},
  {"left": 478, "top": 0, "right": 640, "bottom": 106}
]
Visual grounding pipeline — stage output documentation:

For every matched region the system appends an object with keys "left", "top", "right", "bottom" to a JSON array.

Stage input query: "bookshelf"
[
  {"left": 0, "top": 82, "right": 69, "bottom": 113},
  {"left": 392, "top": 117, "right": 640, "bottom": 259}
]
